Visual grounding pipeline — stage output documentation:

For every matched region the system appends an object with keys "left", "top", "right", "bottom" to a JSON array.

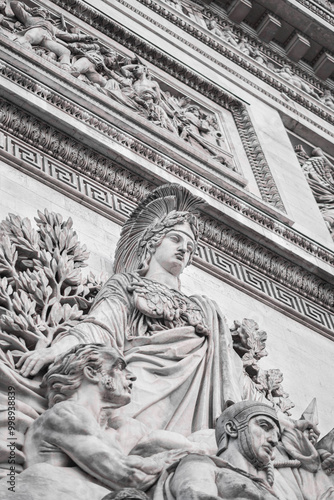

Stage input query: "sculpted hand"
[
  {"left": 321, "top": 454, "right": 334, "bottom": 474},
  {"left": 16, "top": 335, "right": 78, "bottom": 377},
  {"left": 16, "top": 346, "right": 58, "bottom": 377}
]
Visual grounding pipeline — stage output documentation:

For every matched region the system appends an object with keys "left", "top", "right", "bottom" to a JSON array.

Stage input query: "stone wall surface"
[{"left": 1, "top": 0, "right": 334, "bottom": 497}]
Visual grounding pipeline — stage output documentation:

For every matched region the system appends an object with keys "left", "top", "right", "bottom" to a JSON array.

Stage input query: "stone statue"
[
  {"left": 0, "top": 193, "right": 333, "bottom": 498},
  {"left": 205, "top": 19, "right": 239, "bottom": 48},
  {"left": 167, "top": 401, "right": 302, "bottom": 500},
  {"left": 17, "top": 184, "right": 243, "bottom": 436},
  {"left": 274, "top": 65, "right": 321, "bottom": 100},
  {"left": 9, "top": 1, "right": 96, "bottom": 70},
  {"left": 320, "top": 90, "right": 334, "bottom": 111},
  {"left": 300, "top": 148, "right": 334, "bottom": 238},
  {"left": 0, "top": 343, "right": 207, "bottom": 499}
]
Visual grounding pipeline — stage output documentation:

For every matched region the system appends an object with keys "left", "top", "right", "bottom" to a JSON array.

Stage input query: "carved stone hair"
[
  {"left": 42, "top": 343, "right": 120, "bottom": 408},
  {"left": 113, "top": 184, "right": 204, "bottom": 274}
]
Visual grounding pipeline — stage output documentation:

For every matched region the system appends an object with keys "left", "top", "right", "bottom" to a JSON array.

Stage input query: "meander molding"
[
  {"left": 1, "top": 1, "right": 334, "bottom": 336},
  {"left": 2, "top": 52, "right": 334, "bottom": 269},
  {"left": 1, "top": 114, "right": 334, "bottom": 337},
  {"left": 49, "top": 0, "right": 334, "bottom": 133},
  {"left": 0, "top": 89, "right": 333, "bottom": 264}
]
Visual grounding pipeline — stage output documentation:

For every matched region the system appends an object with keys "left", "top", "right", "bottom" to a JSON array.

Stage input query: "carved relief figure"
[
  {"left": 300, "top": 147, "right": 334, "bottom": 239},
  {"left": 168, "top": 401, "right": 301, "bottom": 500},
  {"left": 274, "top": 65, "right": 321, "bottom": 100},
  {"left": 275, "top": 401, "right": 334, "bottom": 500},
  {"left": 177, "top": 104, "right": 232, "bottom": 166},
  {"left": 0, "top": 344, "right": 198, "bottom": 499},
  {"left": 205, "top": 19, "right": 239, "bottom": 48},
  {"left": 9, "top": 1, "right": 96, "bottom": 70},
  {"left": 320, "top": 90, "right": 334, "bottom": 111},
  {"left": 70, "top": 44, "right": 121, "bottom": 87},
  {"left": 17, "top": 185, "right": 243, "bottom": 436}
]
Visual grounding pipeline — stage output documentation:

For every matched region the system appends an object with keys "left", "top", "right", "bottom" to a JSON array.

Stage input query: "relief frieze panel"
[
  {"left": 294, "top": 144, "right": 334, "bottom": 242},
  {"left": 0, "top": 36, "right": 286, "bottom": 214},
  {"left": 0, "top": 0, "right": 241, "bottom": 173},
  {"left": 112, "top": 0, "right": 334, "bottom": 128}
]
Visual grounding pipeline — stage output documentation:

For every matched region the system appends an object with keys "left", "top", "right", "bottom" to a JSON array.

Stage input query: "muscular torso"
[{"left": 23, "top": 401, "right": 122, "bottom": 468}]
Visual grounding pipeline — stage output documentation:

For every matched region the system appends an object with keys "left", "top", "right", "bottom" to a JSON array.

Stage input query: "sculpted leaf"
[{"left": 0, "top": 210, "right": 105, "bottom": 357}]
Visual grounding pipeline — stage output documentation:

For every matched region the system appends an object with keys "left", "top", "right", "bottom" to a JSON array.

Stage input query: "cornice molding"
[
  {"left": 1, "top": 99, "right": 334, "bottom": 318},
  {"left": 103, "top": 0, "right": 334, "bottom": 130},
  {"left": 295, "top": 0, "right": 334, "bottom": 25}
]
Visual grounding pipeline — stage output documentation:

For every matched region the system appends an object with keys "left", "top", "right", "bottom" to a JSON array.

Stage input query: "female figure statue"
[{"left": 18, "top": 184, "right": 243, "bottom": 435}]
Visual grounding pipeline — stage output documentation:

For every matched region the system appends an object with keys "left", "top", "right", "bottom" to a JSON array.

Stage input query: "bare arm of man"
[
  {"left": 45, "top": 402, "right": 185, "bottom": 491},
  {"left": 170, "top": 454, "right": 220, "bottom": 500}
]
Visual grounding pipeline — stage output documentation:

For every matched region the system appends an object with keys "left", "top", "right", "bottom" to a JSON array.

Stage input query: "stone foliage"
[
  {"left": 0, "top": 210, "right": 104, "bottom": 364},
  {"left": 231, "top": 318, "right": 295, "bottom": 416}
]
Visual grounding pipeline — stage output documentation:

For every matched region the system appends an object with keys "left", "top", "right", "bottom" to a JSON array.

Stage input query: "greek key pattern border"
[
  {"left": 1, "top": 129, "right": 334, "bottom": 338},
  {"left": 0, "top": 95, "right": 333, "bottom": 266},
  {"left": 1, "top": 92, "right": 334, "bottom": 269},
  {"left": 0, "top": 48, "right": 286, "bottom": 213}
]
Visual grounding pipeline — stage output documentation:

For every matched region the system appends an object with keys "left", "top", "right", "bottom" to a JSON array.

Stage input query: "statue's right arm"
[
  {"left": 170, "top": 455, "right": 220, "bottom": 500},
  {"left": 17, "top": 274, "right": 132, "bottom": 377},
  {"left": 17, "top": 335, "right": 79, "bottom": 377},
  {"left": 47, "top": 403, "right": 184, "bottom": 491}
]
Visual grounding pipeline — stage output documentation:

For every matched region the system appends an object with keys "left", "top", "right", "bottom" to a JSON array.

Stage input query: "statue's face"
[
  {"left": 149, "top": 222, "right": 196, "bottom": 277},
  {"left": 99, "top": 355, "right": 136, "bottom": 407},
  {"left": 243, "top": 416, "right": 279, "bottom": 466},
  {"left": 133, "top": 65, "right": 146, "bottom": 77}
]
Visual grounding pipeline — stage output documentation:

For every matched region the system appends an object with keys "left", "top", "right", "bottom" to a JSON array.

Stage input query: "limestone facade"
[{"left": 0, "top": 0, "right": 334, "bottom": 453}]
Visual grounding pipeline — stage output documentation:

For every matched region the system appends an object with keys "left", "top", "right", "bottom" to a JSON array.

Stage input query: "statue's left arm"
[{"left": 170, "top": 455, "right": 220, "bottom": 500}]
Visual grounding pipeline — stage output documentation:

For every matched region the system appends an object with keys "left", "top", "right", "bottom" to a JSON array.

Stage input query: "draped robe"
[{"left": 59, "top": 272, "right": 243, "bottom": 436}]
